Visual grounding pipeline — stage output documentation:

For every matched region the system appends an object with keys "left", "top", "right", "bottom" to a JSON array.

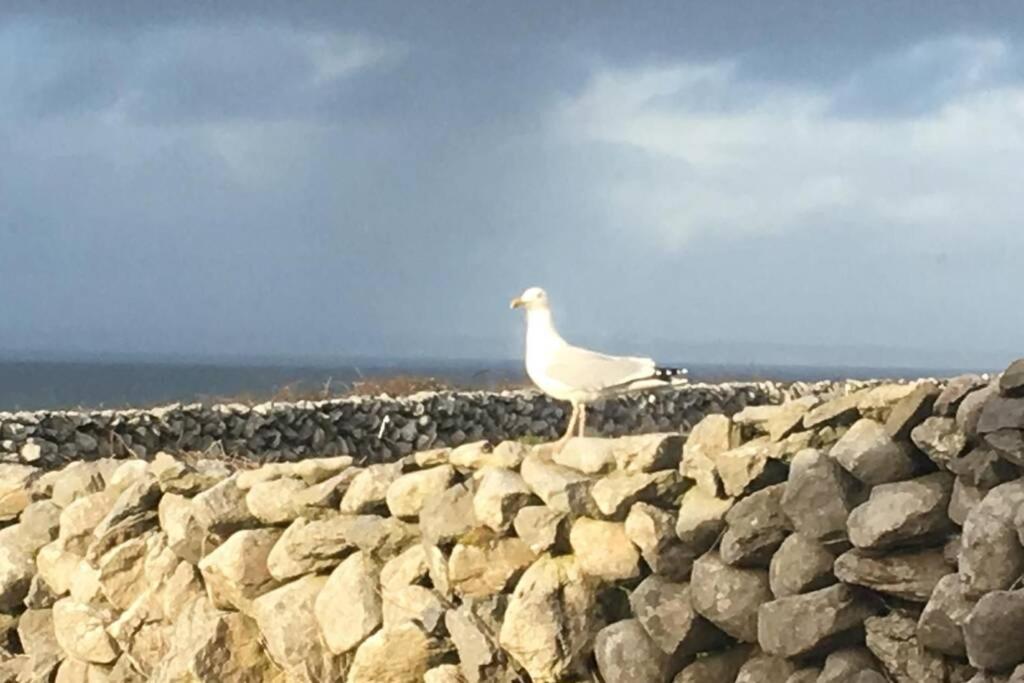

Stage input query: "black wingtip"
[{"left": 653, "top": 366, "right": 689, "bottom": 381}]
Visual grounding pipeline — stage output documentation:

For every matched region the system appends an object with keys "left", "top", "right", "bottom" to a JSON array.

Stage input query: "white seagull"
[{"left": 510, "top": 286, "right": 688, "bottom": 445}]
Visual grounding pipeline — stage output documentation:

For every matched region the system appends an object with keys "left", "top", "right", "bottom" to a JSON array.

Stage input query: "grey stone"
[
  {"left": 594, "top": 619, "right": 672, "bottom": 683},
  {"left": 834, "top": 547, "right": 952, "bottom": 602},
  {"left": 590, "top": 470, "right": 682, "bottom": 519},
  {"left": 624, "top": 503, "right": 696, "bottom": 581},
  {"left": 786, "top": 668, "right": 821, "bottom": 683},
  {"left": 818, "top": 647, "right": 883, "bottom": 683},
  {"left": 190, "top": 477, "right": 258, "bottom": 536},
  {"left": 885, "top": 382, "right": 940, "bottom": 440},
  {"left": 803, "top": 392, "right": 863, "bottom": 430},
  {"left": 758, "top": 584, "right": 879, "bottom": 658},
  {"left": 386, "top": 465, "right": 457, "bottom": 520},
  {"left": 671, "top": 644, "right": 753, "bottom": 683},
  {"left": 950, "top": 447, "right": 1019, "bottom": 489},
  {"left": 917, "top": 573, "right": 975, "bottom": 658},
  {"left": 964, "top": 590, "right": 1024, "bottom": 671},
  {"left": 950, "top": 477, "right": 989, "bottom": 526},
  {"left": 781, "top": 449, "right": 861, "bottom": 546},
  {"left": 629, "top": 575, "right": 726, "bottom": 657},
  {"left": 768, "top": 533, "right": 836, "bottom": 598},
  {"left": 984, "top": 429, "right": 1024, "bottom": 467},
  {"left": 1001, "top": 359, "right": 1024, "bottom": 397},
  {"left": 419, "top": 482, "right": 481, "bottom": 546},
  {"left": 735, "top": 652, "right": 798, "bottom": 683},
  {"left": 960, "top": 479, "right": 1024, "bottom": 596},
  {"left": 936, "top": 375, "right": 987, "bottom": 416},
  {"left": 847, "top": 472, "right": 954, "bottom": 550},
  {"left": 911, "top": 417, "right": 968, "bottom": 468},
  {"left": 675, "top": 487, "right": 733, "bottom": 554},
  {"left": 830, "top": 419, "right": 919, "bottom": 486},
  {"left": 721, "top": 484, "right": 791, "bottom": 567},
  {"left": 957, "top": 384, "right": 998, "bottom": 438},
  {"left": 978, "top": 397, "right": 1024, "bottom": 434},
  {"left": 472, "top": 468, "right": 534, "bottom": 533},
  {"left": 690, "top": 551, "right": 772, "bottom": 643},
  {"left": 519, "top": 452, "right": 593, "bottom": 515},
  {"left": 865, "top": 611, "right": 947, "bottom": 683},
  {"left": 340, "top": 462, "right": 403, "bottom": 514},
  {"left": 445, "top": 597, "right": 515, "bottom": 683}
]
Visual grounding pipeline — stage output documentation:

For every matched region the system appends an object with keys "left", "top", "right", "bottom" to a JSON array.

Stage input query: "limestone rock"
[
  {"left": 917, "top": 573, "right": 975, "bottom": 658},
  {"left": 781, "top": 448, "right": 862, "bottom": 546},
  {"left": 865, "top": 611, "right": 947, "bottom": 683},
  {"left": 680, "top": 414, "right": 737, "bottom": 495},
  {"left": 244, "top": 477, "right": 315, "bottom": 525},
  {"left": 818, "top": 647, "right": 883, "bottom": 683},
  {"left": 960, "top": 479, "right": 1024, "bottom": 596},
  {"left": 419, "top": 483, "right": 481, "bottom": 546},
  {"left": 624, "top": 503, "right": 695, "bottom": 581},
  {"left": 911, "top": 417, "right": 968, "bottom": 469},
  {"left": 957, "top": 383, "right": 998, "bottom": 437},
  {"left": 449, "top": 537, "right": 535, "bottom": 598},
  {"left": 768, "top": 533, "right": 836, "bottom": 598},
  {"left": 49, "top": 462, "right": 108, "bottom": 508},
  {"left": 963, "top": 590, "right": 1024, "bottom": 671},
  {"left": 198, "top": 528, "right": 281, "bottom": 613},
  {"left": 936, "top": 375, "right": 987, "bottom": 416},
  {"left": 340, "top": 463, "right": 403, "bottom": 514},
  {"left": 58, "top": 488, "right": 119, "bottom": 556},
  {"left": 671, "top": 644, "right": 753, "bottom": 683},
  {"left": 569, "top": 518, "right": 640, "bottom": 582},
  {"left": 499, "top": 556, "right": 598, "bottom": 682},
  {"left": 590, "top": 470, "right": 681, "bottom": 519},
  {"left": 721, "top": 484, "right": 791, "bottom": 567},
  {"left": 386, "top": 466, "right": 457, "bottom": 520},
  {"left": 18, "top": 608, "right": 63, "bottom": 682},
  {"left": 190, "top": 477, "right": 258, "bottom": 536},
  {"left": 950, "top": 447, "right": 1019, "bottom": 489},
  {"left": 978, "top": 396, "right": 1024, "bottom": 434},
  {"left": 630, "top": 575, "right": 725, "bottom": 657},
  {"left": 0, "top": 538, "right": 35, "bottom": 612},
  {"left": 594, "top": 619, "right": 672, "bottom": 683},
  {"left": 0, "top": 464, "right": 40, "bottom": 521},
  {"left": 984, "top": 429, "right": 1024, "bottom": 466},
  {"left": 380, "top": 544, "right": 430, "bottom": 593},
  {"left": 830, "top": 419, "right": 919, "bottom": 486},
  {"left": 472, "top": 468, "right": 534, "bottom": 533},
  {"left": 424, "top": 664, "right": 467, "bottom": 683},
  {"left": 847, "top": 472, "right": 954, "bottom": 550},
  {"left": 519, "top": 452, "right": 593, "bottom": 515},
  {"left": 552, "top": 438, "right": 617, "bottom": 474},
  {"left": 158, "top": 493, "right": 223, "bottom": 564},
  {"left": 675, "top": 487, "right": 732, "bottom": 553},
  {"left": 52, "top": 598, "right": 120, "bottom": 664},
  {"left": 446, "top": 597, "right": 514, "bottom": 683},
  {"left": 315, "top": 551, "right": 382, "bottom": 654},
  {"left": 885, "top": 383, "right": 940, "bottom": 440},
  {"left": 348, "top": 622, "right": 448, "bottom": 683},
  {"left": 735, "top": 652, "right": 798, "bottom": 683},
  {"left": 834, "top": 547, "right": 952, "bottom": 602},
  {"left": 35, "top": 539, "right": 80, "bottom": 597},
  {"left": 449, "top": 440, "right": 527, "bottom": 470},
  {"left": 950, "top": 477, "right": 989, "bottom": 526},
  {"left": 690, "top": 551, "right": 772, "bottom": 643},
  {"left": 758, "top": 584, "right": 879, "bottom": 657},
  {"left": 512, "top": 506, "right": 568, "bottom": 555},
  {"left": 381, "top": 584, "right": 445, "bottom": 633}
]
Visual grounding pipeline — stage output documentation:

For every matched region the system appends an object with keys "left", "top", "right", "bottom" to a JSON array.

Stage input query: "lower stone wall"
[
  {"left": 0, "top": 363, "right": 1021, "bottom": 681},
  {"left": 1, "top": 379, "right": 887, "bottom": 467}
]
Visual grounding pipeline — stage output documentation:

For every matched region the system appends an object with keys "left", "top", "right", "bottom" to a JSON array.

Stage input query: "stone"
[
  {"left": 957, "top": 383, "right": 998, "bottom": 437},
  {"left": 236, "top": 456, "right": 353, "bottom": 489},
  {"left": 735, "top": 653, "right": 798, "bottom": 683},
  {"left": 190, "top": 477, "right": 258, "bottom": 536},
  {"left": 594, "top": 619, "right": 672, "bottom": 683},
  {"left": 936, "top": 375, "right": 987, "bottom": 416},
  {"left": 830, "top": 419, "right": 919, "bottom": 486},
  {"left": 512, "top": 505, "right": 568, "bottom": 555},
  {"left": 244, "top": 477, "right": 314, "bottom": 525},
  {"left": 950, "top": 477, "right": 988, "bottom": 526},
  {"left": 785, "top": 668, "right": 822, "bottom": 683},
  {"left": 158, "top": 493, "right": 223, "bottom": 564},
  {"left": 950, "top": 447, "right": 1019, "bottom": 489},
  {"left": 591, "top": 470, "right": 682, "bottom": 519},
  {"left": 629, "top": 575, "right": 725, "bottom": 657},
  {"left": 386, "top": 466, "right": 457, "bottom": 519},
  {"left": 0, "top": 539, "right": 35, "bottom": 612},
  {"left": 715, "top": 439, "right": 779, "bottom": 498},
  {"left": 865, "top": 611, "right": 947, "bottom": 683},
  {"left": 424, "top": 664, "right": 466, "bottom": 683},
  {"left": 569, "top": 518, "right": 640, "bottom": 582},
  {"left": 472, "top": 468, "right": 534, "bottom": 533},
  {"left": 671, "top": 644, "right": 753, "bottom": 683},
  {"left": 979, "top": 397, "right": 1024, "bottom": 434},
  {"left": 340, "top": 463, "right": 403, "bottom": 514},
  {"left": 964, "top": 590, "right": 1024, "bottom": 671},
  {"left": 758, "top": 584, "right": 879, "bottom": 657},
  {"left": 768, "top": 533, "right": 836, "bottom": 598},
  {"left": 197, "top": 528, "right": 281, "bottom": 613},
  {"left": 251, "top": 574, "right": 348, "bottom": 681},
  {"left": 26, "top": 574, "right": 59, "bottom": 609},
  {"left": 96, "top": 535, "right": 154, "bottom": 610},
  {"left": 804, "top": 391, "right": 864, "bottom": 429},
  {"left": 448, "top": 537, "right": 535, "bottom": 598},
  {"left": 960, "top": 479, "right": 1024, "bottom": 596},
  {"left": 552, "top": 437, "right": 617, "bottom": 474},
  {"left": 452, "top": 441, "right": 527, "bottom": 470},
  {"left": 268, "top": 514, "right": 417, "bottom": 580},
  {"left": 675, "top": 487, "right": 733, "bottom": 553},
  {"left": 834, "top": 547, "right": 952, "bottom": 602},
  {"left": 414, "top": 448, "right": 451, "bottom": 468},
  {"left": 609, "top": 433, "right": 685, "bottom": 472},
  {"left": 499, "top": 556, "right": 598, "bottom": 682},
  {"left": 0, "top": 464, "right": 39, "bottom": 521},
  {"left": 315, "top": 551, "right": 382, "bottom": 654},
  {"left": 1000, "top": 359, "right": 1024, "bottom": 396},
  {"left": 912, "top": 417, "right": 968, "bottom": 468},
  {"left": 419, "top": 483, "right": 481, "bottom": 546},
  {"left": 58, "top": 488, "right": 119, "bottom": 555},
  {"left": 781, "top": 448, "right": 862, "bottom": 546},
  {"left": 885, "top": 383, "right": 940, "bottom": 440},
  {"left": 917, "top": 573, "right": 975, "bottom": 658},
  {"left": 52, "top": 598, "right": 120, "bottom": 664},
  {"left": 19, "top": 500, "right": 63, "bottom": 549},
  {"left": 148, "top": 452, "right": 219, "bottom": 495},
  {"left": 48, "top": 462, "right": 107, "bottom": 508},
  {"left": 35, "top": 539, "right": 80, "bottom": 597},
  {"left": 624, "top": 503, "right": 696, "bottom": 581},
  {"left": 446, "top": 597, "right": 513, "bottom": 683},
  {"left": 380, "top": 544, "right": 430, "bottom": 592},
  {"left": 736, "top": 399, "right": 816, "bottom": 442},
  {"left": 348, "top": 622, "right": 448, "bottom": 683},
  {"left": 680, "top": 414, "right": 737, "bottom": 495},
  {"left": 690, "top": 551, "right": 772, "bottom": 643},
  {"left": 19, "top": 608, "right": 62, "bottom": 682},
  {"left": 721, "top": 484, "right": 791, "bottom": 567},
  {"left": 818, "top": 647, "right": 883, "bottom": 683},
  {"left": 847, "top": 472, "right": 954, "bottom": 550},
  {"left": 381, "top": 584, "right": 445, "bottom": 633},
  {"left": 985, "top": 429, "right": 1024, "bottom": 467},
  {"left": 519, "top": 452, "right": 593, "bottom": 515}
]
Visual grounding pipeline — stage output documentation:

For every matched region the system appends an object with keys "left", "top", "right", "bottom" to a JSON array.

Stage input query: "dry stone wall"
[
  {"left": 0, "top": 380, "right": 887, "bottom": 468},
  {"left": 3, "top": 363, "right": 1024, "bottom": 681}
]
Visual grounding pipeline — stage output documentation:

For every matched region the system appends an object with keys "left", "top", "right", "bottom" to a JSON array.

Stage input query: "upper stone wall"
[{"left": 0, "top": 380, "right": 908, "bottom": 468}]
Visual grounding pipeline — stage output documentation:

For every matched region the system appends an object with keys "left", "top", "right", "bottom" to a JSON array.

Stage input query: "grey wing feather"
[{"left": 542, "top": 344, "right": 656, "bottom": 391}]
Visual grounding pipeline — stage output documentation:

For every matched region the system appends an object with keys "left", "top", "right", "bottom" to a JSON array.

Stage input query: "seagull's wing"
[{"left": 541, "top": 343, "right": 659, "bottom": 393}]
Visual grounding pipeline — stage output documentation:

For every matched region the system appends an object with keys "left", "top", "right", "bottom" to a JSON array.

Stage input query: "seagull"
[{"left": 510, "top": 286, "right": 689, "bottom": 446}]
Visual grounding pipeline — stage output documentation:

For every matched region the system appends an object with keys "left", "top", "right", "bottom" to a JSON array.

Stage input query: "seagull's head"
[{"left": 510, "top": 286, "right": 549, "bottom": 311}]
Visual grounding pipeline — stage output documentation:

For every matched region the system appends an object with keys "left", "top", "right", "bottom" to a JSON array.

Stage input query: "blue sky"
[{"left": 1, "top": 1, "right": 1023, "bottom": 368}]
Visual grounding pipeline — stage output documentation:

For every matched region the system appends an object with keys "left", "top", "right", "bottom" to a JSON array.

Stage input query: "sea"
[{"left": 0, "top": 358, "right": 986, "bottom": 412}]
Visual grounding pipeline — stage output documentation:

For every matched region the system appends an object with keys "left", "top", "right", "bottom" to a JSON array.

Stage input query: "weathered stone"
[
  {"left": 830, "top": 419, "right": 919, "bottom": 486},
  {"left": 552, "top": 437, "right": 617, "bottom": 474},
  {"left": 630, "top": 575, "right": 725, "bottom": 657},
  {"left": 68, "top": 557, "right": 102, "bottom": 604},
  {"left": 917, "top": 573, "right": 975, "bottom": 658},
  {"left": 979, "top": 396, "right": 1024, "bottom": 434},
  {"left": 768, "top": 533, "right": 836, "bottom": 598},
  {"left": 197, "top": 528, "right": 281, "bottom": 613},
  {"left": 314, "top": 551, "right": 382, "bottom": 654},
  {"left": 381, "top": 584, "right": 445, "bottom": 633},
  {"left": 885, "top": 383, "right": 940, "bottom": 440},
  {"left": 158, "top": 493, "right": 223, "bottom": 564},
  {"left": 999, "top": 359, "right": 1024, "bottom": 397},
  {"left": 96, "top": 535, "right": 155, "bottom": 610},
  {"left": 818, "top": 647, "right": 883, "bottom": 683},
  {"left": 419, "top": 482, "right": 481, "bottom": 546},
  {"left": 268, "top": 514, "right": 417, "bottom": 580},
  {"left": 735, "top": 652, "right": 798, "bottom": 683},
  {"left": 781, "top": 448, "right": 861, "bottom": 546},
  {"left": 424, "top": 664, "right": 466, "bottom": 683},
  {"left": 912, "top": 417, "right": 968, "bottom": 468},
  {"left": 595, "top": 619, "right": 672, "bottom": 683},
  {"left": 472, "top": 468, "right": 534, "bottom": 533},
  {"left": 148, "top": 452, "right": 219, "bottom": 495},
  {"left": 340, "top": 463, "right": 403, "bottom": 514},
  {"left": 721, "top": 484, "right": 791, "bottom": 567},
  {"left": 591, "top": 470, "right": 682, "bottom": 519},
  {"left": 960, "top": 479, "right": 1024, "bottom": 596},
  {"left": 680, "top": 414, "right": 734, "bottom": 496},
  {"left": 19, "top": 500, "right": 63, "bottom": 550},
  {"left": 190, "top": 477, "right": 258, "bottom": 536},
  {"left": 936, "top": 375, "right": 987, "bottom": 416},
  {"left": 244, "top": 477, "right": 313, "bottom": 525},
  {"left": 25, "top": 573, "right": 59, "bottom": 609},
  {"left": 737, "top": 398, "right": 817, "bottom": 442},
  {"left": 519, "top": 452, "right": 593, "bottom": 515},
  {"left": 715, "top": 439, "right": 781, "bottom": 498},
  {"left": 348, "top": 621, "right": 448, "bottom": 683},
  {"left": 251, "top": 574, "right": 348, "bottom": 681},
  {"left": 834, "top": 547, "right": 952, "bottom": 602},
  {"left": 414, "top": 448, "right": 451, "bottom": 468},
  {"left": 951, "top": 447, "right": 1019, "bottom": 489},
  {"left": 985, "top": 429, "right": 1024, "bottom": 467},
  {"left": 758, "top": 584, "right": 879, "bottom": 657},
  {"left": 58, "top": 488, "right": 119, "bottom": 556},
  {"left": 52, "top": 598, "right": 120, "bottom": 664},
  {"left": 624, "top": 503, "right": 695, "bottom": 581},
  {"left": 950, "top": 477, "right": 989, "bottom": 526},
  {"left": 964, "top": 590, "right": 1024, "bottom": 671},
  {"left": 569, "top": 518, "right": 640, "bottom": 582},
  {"left": 0, "top": 464, "right": 39, "bottom": 521},
  {"left": 512, "top": 505, "right": 568, "bottom": 555},
  {"left": 675, "top": 487, "right": 733, "bottom": 553},
  {"left": 448, "top": 441, "right": 525, "bottom": 470},
  {"left": 386, "top": 466, "right": 457, "bottom": 520},
  {"left": 18, "top": 608, "right": 62, "bottom": 682},
  {"left": 449, "top": 537, "right": 535, "bottom": 597},
  {"left": 610, "top": 433, "right": 685, "bottom": 472},
  {"left": 446, "top": 597, "right": 513, "bottom": 683},
  {"left": 35, "top": 539, "right": 80, "bottom": 597},
  {"left": 958, "top": 383, "right": 998, "bottom": 437},
  {"left": 0, "top": 538, "right": 35, "bottom": 612},
  {"left": 690, "top": 552, "right": 772, "bottom": 643},
  {"left": 865, "top": 611, "right": 947, "bottom": 683},
  {"left": 499, "top": 556, "right": 598, "bottom": 682},
  {"left": 847, "top": 472, "right": 954, "bottom": 550},
  {"left": 671, "top": 644, "right": 753, "bottom": 683},
  {"left": 380, "top": 544, "right": 429, "bottom": 593},
  {"left": 235, "top": 456, "right": 353, "bottom": 489}
]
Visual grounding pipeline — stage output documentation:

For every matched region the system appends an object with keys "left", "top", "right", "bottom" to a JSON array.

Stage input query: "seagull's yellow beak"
[{"left": 510, "top": 297, "right": 524, "bottom": 309}]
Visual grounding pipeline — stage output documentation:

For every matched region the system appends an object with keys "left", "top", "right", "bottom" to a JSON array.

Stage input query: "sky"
[{"left": 1, "top": 1, "right": 1023, "bottom": 369}]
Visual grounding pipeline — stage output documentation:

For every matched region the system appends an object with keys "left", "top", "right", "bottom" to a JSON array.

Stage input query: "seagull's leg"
[
  {"left": 578, "top": 403, "right": 587, "bottom": 437},
  {"left": 558, "top": 402, "right": 579, "bottom": 447}
]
